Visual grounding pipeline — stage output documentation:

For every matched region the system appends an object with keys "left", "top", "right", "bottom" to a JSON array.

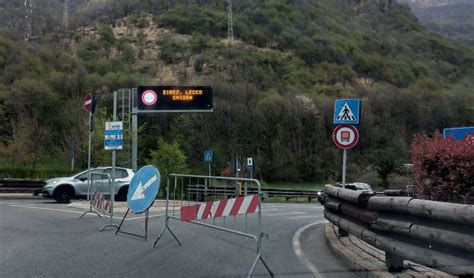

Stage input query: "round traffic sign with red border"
[
  {"left": 84, "top": 94, "right": 92, "bottom": 111},
  {"left": 333, "top": 124, "right": 359, "bottom": 149},
  {"left": 141, "top": 90, "right": 157, "bottom": 106}
]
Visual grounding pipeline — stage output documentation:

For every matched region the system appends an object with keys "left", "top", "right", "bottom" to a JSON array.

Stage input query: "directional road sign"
[
  {"left": 127, "top": 165, "right": 161, "bottom": 214},
  {"left": 333, "top": 124, "right": 359, "bottom": 149},
  {"left": 104, "top": 121, "right": 123, "bottom": 150},
  {"left": 334, "top": 99, "right": 360, "bottom": 125},
  {"left": 204, "top": 150, "right": 213, "bottom": 162},
  {"left": 443, "top": 127, "right": 474, "bottom": 141}
]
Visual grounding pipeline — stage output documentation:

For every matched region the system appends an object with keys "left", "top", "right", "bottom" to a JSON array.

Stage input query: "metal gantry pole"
[
  {"left": 131, "top": 112, "right": 138, "bottom": 171},
  {"left": 131, "top": 88, "right": 138, "bottom": 171}
]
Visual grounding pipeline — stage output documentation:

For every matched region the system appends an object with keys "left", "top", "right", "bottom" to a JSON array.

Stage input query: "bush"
[
  {"left": 0, "top": 168, "right": 76, "bottom": 179},
  {"left": 410, "top": 132, "right": 473, "bottom": 204}
]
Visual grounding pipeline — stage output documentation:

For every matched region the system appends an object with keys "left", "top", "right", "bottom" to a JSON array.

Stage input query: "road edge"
[{"left": 292, "top": 222, "right": 324, "bottom": 278}]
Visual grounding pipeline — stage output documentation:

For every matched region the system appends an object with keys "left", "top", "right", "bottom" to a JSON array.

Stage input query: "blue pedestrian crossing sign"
[
  {"left": 127, "top": 165, "right": 160, "bottom": 214},
  {"left": 204, "top": 150, "right": 213, "bottom": 162},
  {"left": 334, "top": 99, "right": 361, "bottom": 125}
]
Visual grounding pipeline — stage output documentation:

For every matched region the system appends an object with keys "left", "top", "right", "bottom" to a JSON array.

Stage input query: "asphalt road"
[{"left": 0, "top": 199, "right": 354, "bottom": 277}]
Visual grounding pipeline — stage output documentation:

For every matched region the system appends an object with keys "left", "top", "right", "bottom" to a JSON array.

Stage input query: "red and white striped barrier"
[
  {"left": 180, "top": 194, "right": 259, "bottom": 221},
  {"left": 93, "top": 190, "right": 111, "bottom": 214}
]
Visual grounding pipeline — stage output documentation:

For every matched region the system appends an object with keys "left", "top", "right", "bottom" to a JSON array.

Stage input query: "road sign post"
[
  {"left": 333, "top": 122, "right": 360, "bottom": 188},
  {"left": 84, "top": 93, "right": 96, "bottom": 202}
]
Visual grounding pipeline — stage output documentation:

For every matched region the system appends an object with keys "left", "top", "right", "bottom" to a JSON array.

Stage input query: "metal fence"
[
  {"left": 153, "top": 174, "right": 273, "bottom": 278},
  {"left": 79, "top": 172, "right": 119, "bottom": 231}
]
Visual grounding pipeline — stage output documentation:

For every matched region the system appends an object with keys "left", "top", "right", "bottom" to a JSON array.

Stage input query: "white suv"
[{"left": 42, "top": 167, "right": 135, "bottom": 203}]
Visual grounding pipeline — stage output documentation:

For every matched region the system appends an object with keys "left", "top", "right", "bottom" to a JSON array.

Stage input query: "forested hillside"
[{"left": 0, "top": 0, "right": 473, "bottom": 187}]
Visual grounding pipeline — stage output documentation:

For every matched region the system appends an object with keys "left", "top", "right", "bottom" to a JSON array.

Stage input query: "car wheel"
[
  {"left": 116, "top": 186, "right": 128, "bottom": 202},
  {"left": 54, "top": 186, "right": 73, "bottom": 203}
]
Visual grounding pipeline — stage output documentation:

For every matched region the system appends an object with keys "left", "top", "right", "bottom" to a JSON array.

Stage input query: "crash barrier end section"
[{"left": 153, "top": 174, "right": 273, "bottom": 278}]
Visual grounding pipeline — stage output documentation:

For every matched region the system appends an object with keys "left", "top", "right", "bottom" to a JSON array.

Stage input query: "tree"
[
  {"left": 146, "top": 138, "right": 189, "bottom": 182},
  {"left": 99, "top": 25, "right": 116, "bottom": 58}
]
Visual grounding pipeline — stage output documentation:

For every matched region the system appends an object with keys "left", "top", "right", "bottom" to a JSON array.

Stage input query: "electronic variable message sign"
[{"left": 136, "top": 86, "right": 213, "bottom": 113}]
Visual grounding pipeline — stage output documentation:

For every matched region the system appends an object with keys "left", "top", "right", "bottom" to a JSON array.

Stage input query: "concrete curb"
[
  {"left": 324, "top": 223, "right": 453, "bottom": 278},
  {"left": 67, "top": 200, "right": 170, "bottom": 213}
]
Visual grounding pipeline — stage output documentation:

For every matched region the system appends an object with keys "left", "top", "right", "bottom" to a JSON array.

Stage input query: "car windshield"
[{"left": 354, "top": 183, "right": 371, "bottom": 190}]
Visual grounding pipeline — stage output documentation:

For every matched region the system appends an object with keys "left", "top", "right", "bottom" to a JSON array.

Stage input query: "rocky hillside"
[
  {"left": 398, "top": 0, "right": 472, "bottom": 8},
  {"left": 398, "top": 0, "right": 474, "bottom": 46}
]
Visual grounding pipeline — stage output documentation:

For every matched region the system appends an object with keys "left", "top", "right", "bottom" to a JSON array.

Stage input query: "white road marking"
[
  {"left": 10, "top": 204, "right": 85, "bottom": 214},
  {"left": 259, "top": 208, "right": 281, "bottom": 212},
  {"left": 264, "top": 211, "right": 307, "bottom": 217},
  {"left": 289, "top": 215, "right": 327, "bottom": 220},
  {"left": 292, "top": 221, "right": 327, "bottom": 278},
  {"left": 8, "top": 204, "right": 164, "bottom": 221}
]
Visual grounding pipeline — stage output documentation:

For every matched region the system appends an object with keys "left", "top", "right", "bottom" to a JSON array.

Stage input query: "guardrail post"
[
  {"left": 338, "top": 227, "right": 349, "bottom": 237},
  {"left": 385, "top": 251, "right": 404, "bottom": 272}
]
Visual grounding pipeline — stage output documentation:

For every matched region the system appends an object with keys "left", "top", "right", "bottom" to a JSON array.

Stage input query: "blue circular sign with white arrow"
[{"left": 127, "top": 165, "right": 160, "bottom": 214}]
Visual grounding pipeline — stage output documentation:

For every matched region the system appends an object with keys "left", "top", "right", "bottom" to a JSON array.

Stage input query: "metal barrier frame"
[
  {"left": 153, "top": 174, "right": 273, "bottom": 278},
  {"left": 79, "top": 172, "right": 119, "bottom": 231},
  {"left": 115, "top": 207, "right": 150, "bottom": 241}
]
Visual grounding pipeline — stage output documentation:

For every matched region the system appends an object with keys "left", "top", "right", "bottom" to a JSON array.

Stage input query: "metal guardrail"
[
  {"left": 186, "top": 184, "right": 320, "bottom": 202},
  {"left": 321, "top": 184, "right": 474, "bottom": 276},
  {"left": 0, "top": 179, "right": 45, "bottom": 194}
]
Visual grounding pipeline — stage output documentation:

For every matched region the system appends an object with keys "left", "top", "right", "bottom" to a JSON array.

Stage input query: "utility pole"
[
  {"left": 227, "top": 0, "right": 234, "bottom": 45},
  {"left": 24, "top": 0, "right": 33, "bottom": 41}
]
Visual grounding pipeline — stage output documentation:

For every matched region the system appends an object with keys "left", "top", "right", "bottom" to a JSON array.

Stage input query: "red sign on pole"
[
  {"left": 85, "top": 94, "right": 92, "bottom": 112},
  {"left": 333, "top": 124, "right": 359, "bottom": 149}
]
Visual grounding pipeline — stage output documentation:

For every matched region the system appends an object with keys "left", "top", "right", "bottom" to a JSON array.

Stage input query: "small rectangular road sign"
[
  {"left": 247, "top": 157, "right": 254, "bottom": 172},
  {"left": 334, "top": 99, "right": 361, "bottom": 125},
  {"left": 104, "top": 121, "right": 123, "bottom": 150},
  {"left": 204, "top": 150, "right": 213, "bottom": 162}
]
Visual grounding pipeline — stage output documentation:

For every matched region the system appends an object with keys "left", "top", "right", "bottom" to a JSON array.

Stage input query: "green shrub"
[{"left": 0, "top": 168, "right": 76, "bottom": 179}]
